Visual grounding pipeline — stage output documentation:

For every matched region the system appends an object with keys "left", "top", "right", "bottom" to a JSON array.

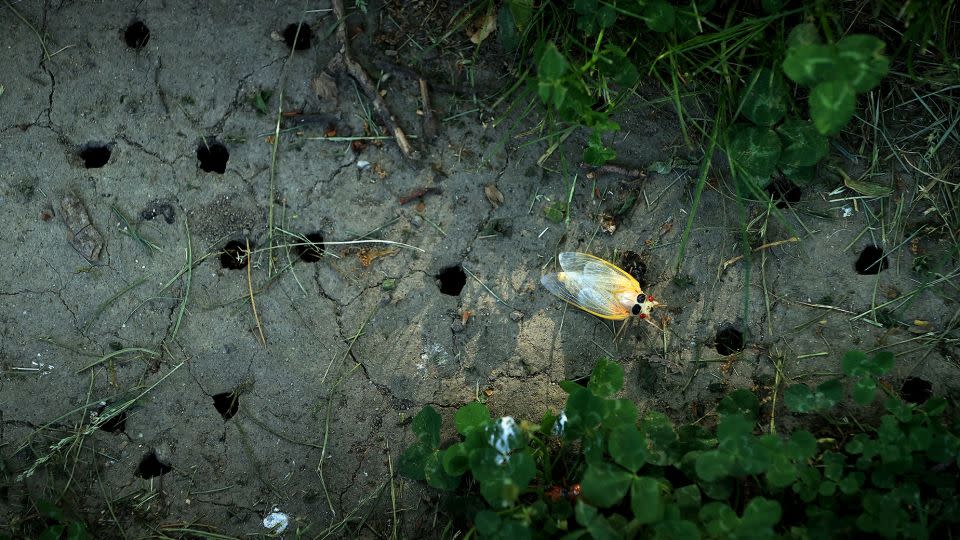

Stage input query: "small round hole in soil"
[
  {"left": 282, "top": 23, "right": 312, "bottom": 50},
  {"left": 123, "top": 21, "right": 150, "bottom": 49},
  {"left": 78, "top": 143, "right": 111, "bottom": 168},
  {"left": 900, "top": 377, "right": 932, "bottom": 404},
  {"left": 98, "top": 409, "right": 127, "bottom": 434},
  {"left": 855, "top": 245, "right": 889, "bottom": 275},
  {"left": 197, "top": 140, "right": 229, "bottom": 174},
  {"left": 212, "top": 391, "right": 240, "bottom": 421},
  {"left": 765, "top": 178, "right": 802, "bottom": 208},
  {"left": 294, "top": 231, "right": 325, "bottom": 262},
  {"left": 714, "top": 327, "right": 745, "bottom": 356},
  {"left": 436, "top": 265, "right": 466, "bottom": 296},
  {"left": 619, "top": 251, "right": 648, "bottom": 287},
  {"left": 135, "top": 451, "right": 171, "bottom": 479},
  {"left": 220, "top": 240, "right": 249, "bottom": 270}
]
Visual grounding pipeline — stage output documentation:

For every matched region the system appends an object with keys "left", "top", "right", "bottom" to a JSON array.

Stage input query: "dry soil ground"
[{"left": 1, "top": 1, "right": 957, "bottom": 538}]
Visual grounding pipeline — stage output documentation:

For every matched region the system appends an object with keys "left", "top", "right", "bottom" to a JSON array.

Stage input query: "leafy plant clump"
[
  {"left": 400, "top": 355, "right": 959, "bottom": 539},
  {"left": 495, "top": 1, "right": 908, "bottom": 187}
]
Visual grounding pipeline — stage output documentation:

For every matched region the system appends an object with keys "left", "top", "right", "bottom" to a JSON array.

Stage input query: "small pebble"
[
  {"left": 510, "top": 311, "right": 524, "bottom": 322},
  {"left": 451, "top": 320, "right": 465, "bottom": 333}
]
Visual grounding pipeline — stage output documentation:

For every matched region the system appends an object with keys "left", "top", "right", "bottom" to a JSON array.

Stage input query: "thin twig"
[
  {"left": 246, "top": 238, "right": 266, "bottom": 345},
  {"left": 329, "top": 0, "right": 417, "bottom": 159},
  {"left": 721, "top": 236, "right": 799, "bottom": 270}
]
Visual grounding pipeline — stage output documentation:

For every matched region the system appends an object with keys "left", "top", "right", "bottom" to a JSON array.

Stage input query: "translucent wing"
[
  {"left": 558, "top": 252, "right": 640, "bottom": 289},
  {"left": 540, "top": 269, "right": 633, "bottom": 320}
]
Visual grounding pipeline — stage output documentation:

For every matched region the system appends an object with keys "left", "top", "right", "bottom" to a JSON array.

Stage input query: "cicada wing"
[
  {"left": 558, "top": 252, "right": 640, "bottom": 290},
  {"left": 540, "top": 271, "right": 631, "bottom": 320}
]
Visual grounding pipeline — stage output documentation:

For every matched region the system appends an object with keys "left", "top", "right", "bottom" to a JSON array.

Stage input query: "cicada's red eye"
[{"left": 639, "top": 313, "right": 647, "bottom": 319}]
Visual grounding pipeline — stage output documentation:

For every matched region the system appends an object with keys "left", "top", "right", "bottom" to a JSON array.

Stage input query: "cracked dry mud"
[{"left": 1, "top": 2, "right": 957, "bottom": 538}]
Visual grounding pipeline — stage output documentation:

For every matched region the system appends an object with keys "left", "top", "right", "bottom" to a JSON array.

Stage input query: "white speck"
[
  {"left": 263, "top": 508, "right": 289, "bottom": 534},
  {"left": 37, "top": 353, "right": 41, "bottom": 357},
  {"left": 553, "top": 410, "right": 568, "bottom": 436},
  {"left": 357, "top": 160, "right": 370, "bottom": 169}
]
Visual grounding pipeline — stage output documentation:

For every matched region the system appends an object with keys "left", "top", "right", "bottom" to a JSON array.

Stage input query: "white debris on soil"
[
  {"left": 489, "top": 416, "right": 519, "bottom": 465},
  {"left": 553, "top": 410, "right": 568, "bottom": 436},
  {"left": 842, "top": 205, "right": 854, "bottom": 218},
  {"left": 356, "top": 160, "right": 370, "bottom": 169},
  {"left": 263, "top": 508, "right": 289, "bottom": 534}
]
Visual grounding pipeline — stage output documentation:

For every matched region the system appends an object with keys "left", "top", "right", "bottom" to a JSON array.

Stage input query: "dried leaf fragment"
[
  {"left": 60, "top": 192, "right": 104, "bottom": 261},
  {"left": 484, "top": 183, "right": 504, "bottom": 208},
  {"left": 310, "top": 72, "right": 338, "bottom": 102},
  {"left": 467, "top": 9, "right": 497, "bottom": 44},
  {"left": 357, "top": 247, "right": 398, "bottom": 268}
]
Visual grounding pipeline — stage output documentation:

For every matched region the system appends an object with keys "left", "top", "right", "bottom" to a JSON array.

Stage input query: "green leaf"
[
  {"left": 842, "top": 350, "right": 894, "bottom": 376},
  {"left": 581, "top": 462, "right": 633, "bottom": 507},
  {"left": 544, "top": 201, "right": 567, "bottom": 223},
  {"left": 575, "top": 499, "right": 598, "bottom": 527},
  {"left": 600, "top": 45, "right": 639, "bottom": 87},
  {"left": 589, "top": 358, "right": 624, "bottom": 397},
  {"left": 603, "top": 399, "right": 638, "bottom": 427},
  {"left": 538, "top": 42, "right": 568, "bottom": 79},
  {"left": 609, "top": 424, "right": 647, "bottom": 472},
  {"left": 787, "top": 23, "right": 821, "bottom": 48},
  {"left": 475, "top": 510, "right": 502, "bottom": 535},
  {"left": 631, "top": 477, "right": 665, "bottom": 524},
  {"left": 787, "top": 430, "right": 817, "bottom": 460},
  {"left": 643, "top": 412, "right": 678, "bottom": 465},
  {"left": 565, "top": 387, "right": 604, "bottom": 431},
  {"left": 653, "top": 520, "right": 701, "bottom": 540},
  {"left": 505, "top": 0, "right": 533, "bottom": 29},
  {"left": 765, "top": 452, "right": 798, "bottom": 488},
  {"left": 727, "top": 125, "right": 782, "bottom": 181},
  {"left": 823, "top": 451, "right": 845, "bottom": 481},
  {"left": 424, "top": 450, "right": 460, "bottom": 490},
  {"left": 777, "top": 119, "right": 828, "bottom": 167},
  {"left": 717, "top": 389, "right": 760, "bottom": 421},
  {"left": 838, "top": 472, "right": 863, "bottom": 495},
  {"left": 780, "top": 164, "right": 817, "bottom": 186},
  {"left": 537, "top": 43, "right": 569, "bottom": 108},
  {"left": 442, "top": 443, "right": 470, "bottom": 476},
  {"left": 455, "top": 402, "right": 490, "bottom": 435},
  {"left": 783, "top": 44, "right": 837, "bottom": 86},
  {"left": 695, "top": 450, "right": 734, "bottom": 482},
  {"left": 740, "top": 497, "right": 781, "bottom": 529},
  {"left": 412, "top": 406, "right": 442, "bottom": 448},
  {"left": 675, "top": 484, "right": 702, "bottom": 510},
  {"left": 836, "top": 34, "right": 890, "bottom": 92},
  {"left": 398, "top": 441, "right": 433, "bottom": 480},
  {"left": 644, "top": 0, "right": 676, "bottom": 32},
  {"left": 497, "top": 5, "right": 521, "bottom": 51},
  {"left": 717, "top": 414, "right": 753, "bottom": 443},
  {"left": 809, "top": 81, "right": 856, "bottom": 135},
  {"left": 584, "top": 131, "right": 616, "bottom": 166},
  {"left": 39, "top": 526, "right": 65, "bottom": 540},
  {"left": 852, "top": 377, "right": 877, "bottom": 405},
  {"left": 739, "top": 68, "right": 787, "bottom": 126},
  {"left": 700, "top": 502, "right": 739, "bottom": 536},
  {"left": 783, "top": 379, "right": 842, "bottom": 413}
]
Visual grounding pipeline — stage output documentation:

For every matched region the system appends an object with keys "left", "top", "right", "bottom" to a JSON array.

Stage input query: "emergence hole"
[
  {"left": 294, "top": 231, "right": 325, "bottom": 262},
  {"left": 765, "top": 178, "right": 802, "bottom": 208},
  {"left": 99, "top": 410, "right": 127, "bottom": 434},
  {"left": 855, "top": 245, "right": 889, "bottom": 275},
  {"left": 282, "top": 23, "right": 312, "bottom": 50},
  {"left": 619, "top": 251, "right": 648, "bottom": 287},
  {"left": 78, "top": 143, "right": 111, "bottom": 168},
  {"left": 436, "top": 265, "right": 466, "bottom": 296},
  {"left": 714, "top": 327, "right": 745, "bottom": 356},
  {"left": 135, "top": 451, "right": 171, "bottom": 479},
  {"left": 123, "top": 20, "right": 150, "bottom": 49},
  {"left": 220, "top": 240, "right": 249, "bottom": 270},
  {"left": 212, "top": 391, "right": 240, "bottom": 421},
  {"left": 900, "top": 377, "right": 933, "bottom": 404},
  {"left": 197, "top": 140, "right": 229, "bottom": 174}
]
